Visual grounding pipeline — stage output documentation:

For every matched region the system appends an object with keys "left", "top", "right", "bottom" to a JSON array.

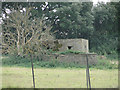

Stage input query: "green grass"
[
  {"left": 2, "top": 55, "right": 118, "bottom": 69},
  {"left": 1, "top": 55, "right": 118, "bottom": 88},
  {"left": 2, "top": 55, "right": 86, "bottom": 68},
  {"left": 55, "top": 50, "right": 87, "bottom": 54},
  {"left": 2, "top": 67, "right": 118, "bottom": 88},
  {"left": 89, "top": 58, "right": 118, "bottom": 69}
]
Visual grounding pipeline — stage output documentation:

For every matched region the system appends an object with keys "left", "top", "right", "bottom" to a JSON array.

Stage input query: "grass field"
[{"left": 2, "top": 66, "right": 118, "bottom": 88}]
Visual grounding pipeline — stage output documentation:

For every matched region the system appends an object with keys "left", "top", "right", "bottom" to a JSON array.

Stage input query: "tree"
[
  {"left": 2, "top": 2, "right": 45, "bottom": 18},
  {"left": 2, "top": 6, "right": 54, "bottom": 59},
  {"left": 2, "top": 2, "right": 94, "bottom": 39},
  {"left": 111, "top": 2, "right": 120, "bottom": 56},
  {"left": 90, "top": 2, "right": 118, "bottom": 54},
  {"left": 44, "top": 2, "right": 94, "bottom": 39},
  {"left": 2, "top": 2, "right": 118, "bottom": 55}
]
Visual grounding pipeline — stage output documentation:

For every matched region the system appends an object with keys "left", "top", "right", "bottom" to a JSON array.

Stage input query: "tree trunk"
[
  {"left": 17, "top": 29, "right": 20, "bottom": 55},
  {"left": 22, "top": 30, "right": 25, "bottom": 55}
]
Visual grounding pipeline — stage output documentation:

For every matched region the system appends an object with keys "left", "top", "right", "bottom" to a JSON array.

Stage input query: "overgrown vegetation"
[
  {"left": 2, "top": 55, "right": 118, "bottom": 69},
  {"left": 1, "top": 2, "right": 119, "bottom": 69},
  {"left": 55, "top": 50, "right": 87, "bottom": 55}
]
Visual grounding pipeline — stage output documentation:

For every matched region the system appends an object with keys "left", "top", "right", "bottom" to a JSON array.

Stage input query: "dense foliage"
[
  {"left": 1, "top": 2, "right": 119, "bottom": 57},
  {"left": 90, "top": 2, "right": 118, "bottom": 55}
]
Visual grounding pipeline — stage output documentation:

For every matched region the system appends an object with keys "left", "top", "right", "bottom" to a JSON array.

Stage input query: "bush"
[
  {"left": 2, "top": 54, "right": 118, "bottom": 69},
  {"left": 90, "top": 57, "right": 118, "bottom": 69},
  {"left": 106, "top": 52, "right": 118, "bottom": 60},
  {"left": 2, "top": 54, "right": 31, "bottom": 67}
]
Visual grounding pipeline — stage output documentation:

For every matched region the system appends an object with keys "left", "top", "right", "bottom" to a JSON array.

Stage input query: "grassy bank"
[
  {"left": 2, "top": 67, "right": 118, "bottom": 88},
  {"left": 2, "top": 55, "right": 118, "bottom": 69}
]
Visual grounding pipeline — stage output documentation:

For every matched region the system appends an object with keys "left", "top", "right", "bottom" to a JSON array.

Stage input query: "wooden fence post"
[
  {"left": 31, "top": 54, "right": 35, "bottom": 88},
  {"left": 86, "top": 54, "right": 91, "bottom": 90}
]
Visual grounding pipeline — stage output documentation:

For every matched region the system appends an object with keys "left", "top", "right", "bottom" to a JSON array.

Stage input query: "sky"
[{"left": 92, "top": 0, "right": 110, "bottom": 4}]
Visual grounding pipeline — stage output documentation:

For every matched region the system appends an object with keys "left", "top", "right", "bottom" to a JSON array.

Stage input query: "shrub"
[{"left": 2, "top": 54, "right": 118, "bottom": 69}]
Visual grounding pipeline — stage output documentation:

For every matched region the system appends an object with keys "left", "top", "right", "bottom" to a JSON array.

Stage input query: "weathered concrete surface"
[
  {"left": 43, "top": 39, "right": 97, "bottom": 65},
  {"left": 57, "top": 39, "right": 89, "bottom": 53},
  {"left": 54, "top": 53, "right": 97, "bottom": 65}
]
